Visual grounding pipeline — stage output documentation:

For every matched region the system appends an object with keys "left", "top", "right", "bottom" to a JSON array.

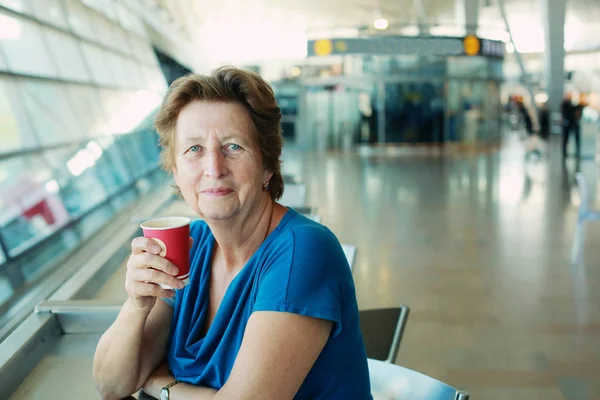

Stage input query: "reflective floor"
[
  {"left": 283, "top": 136, "right": 600, "bottom": 400},
  {"left": 14, "top": 134, "right": 600, "bottom": 400}
]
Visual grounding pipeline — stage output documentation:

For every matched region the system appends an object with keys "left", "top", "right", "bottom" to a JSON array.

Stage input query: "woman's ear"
[{"left": 263, "top": 168, "right": 274, "bottom": 184}]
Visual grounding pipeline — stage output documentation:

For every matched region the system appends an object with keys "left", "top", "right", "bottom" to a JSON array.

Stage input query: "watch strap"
[{"left": 163, "top": 379, "right": 181, "bottom": 391}]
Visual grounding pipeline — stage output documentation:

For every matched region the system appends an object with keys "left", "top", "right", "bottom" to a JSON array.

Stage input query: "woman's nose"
[{"left": 203, "top": 149, "right": 228, "bottom": 178}]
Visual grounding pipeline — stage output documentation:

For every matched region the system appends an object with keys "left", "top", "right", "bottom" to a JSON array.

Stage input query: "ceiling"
[{"left": 154, "top": 0, "right": 600, "bottom": 65}]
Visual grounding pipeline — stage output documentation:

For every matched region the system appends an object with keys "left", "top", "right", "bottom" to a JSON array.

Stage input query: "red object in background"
[
  {"left": 140, "top": 217, "right": 191, "bottom": 280},
  {"left": 23, "top": 199, "right": 56, "bottom": 225}
]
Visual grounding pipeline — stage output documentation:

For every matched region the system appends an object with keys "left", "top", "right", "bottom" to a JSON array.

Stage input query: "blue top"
[{"left": 163, "top": 209, "right": 372, "bottom": 399}]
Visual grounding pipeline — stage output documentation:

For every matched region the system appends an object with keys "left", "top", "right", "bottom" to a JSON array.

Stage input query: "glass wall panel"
[
  {"left": 31, "top": 0, "right": 70, "bottom": 30},
  {"left": 43, "top": 27, "right": 90, "bottom": 82},
  {"left": 0, "top": 0, "right": 33, "bottom": 15},
  {"left": 80, "top": 42, "right": 116, "bottom": 86},
  {"left": 100, "top": 88, "right": 162, "bottom": 134},
  {"left": 96, "top": 136, "right": 133, "bottom": 192},
  {"left": 0, "top": 154, "right": 70, "bottom": 256},
  {"left": 0, "top": 44, "right": 8, "bottom": 71},
  {"left": 81, "top": 0, "right": 118, "bottom": 23},
  {"left": 75, "top": 202, "right": 113, "bottom": 240},
  {"left": 19, "top": 79, "right": 82, "bottom": 145},
  {"left": 65, "top": 84, "right": 106, "bottom": 137},
  {"left": 44, "top": 144, "right": 111, "bottom": 217},
  {"left": 0, "top": 77, "right": 38, "bottom": 152},
  {"left": 110, "top": 187, "right": 137, "bottom": 212},
  {"left": 0, "top": 275, "right": 13, "bottom": 308},
  {"left": 63, "top": 0, "right": 96, "bottom": 42},
  {"left": 0, "top": 12, "right": 58, "bottom": 78},
  {"left": 114, "top": 2, "right": 146, "bottom": 38},
  {"left": 20, "top": 226, "right": 79, "bottom": 283}
]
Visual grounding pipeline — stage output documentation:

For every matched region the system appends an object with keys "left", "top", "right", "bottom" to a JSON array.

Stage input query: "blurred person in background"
[
  {"left": 92, "top": 67, "right": 371, "bottom": 400},
  {"left": 562, "top": 93, "right": 583, "bottom": 159}
]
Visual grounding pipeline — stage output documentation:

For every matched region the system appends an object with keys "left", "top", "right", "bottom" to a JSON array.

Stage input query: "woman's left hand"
[{"left": 142, "top": 362, "right": 174, "bottom": 398}]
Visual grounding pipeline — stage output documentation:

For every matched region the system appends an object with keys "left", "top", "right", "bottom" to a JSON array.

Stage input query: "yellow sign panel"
[
  {"left": 463, "top": 35, "right": 480, "bottom": 56},
  {"left": 314, "top": 39, "right": 333, "bottom": 56}
]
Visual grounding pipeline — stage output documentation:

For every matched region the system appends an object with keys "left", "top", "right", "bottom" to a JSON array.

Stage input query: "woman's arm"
[
  {"left": 93, "top": 237, "right": 184, "bottom": 399},
  {"left": 141, "top": 311, "right": 332, "bottom": 400}
]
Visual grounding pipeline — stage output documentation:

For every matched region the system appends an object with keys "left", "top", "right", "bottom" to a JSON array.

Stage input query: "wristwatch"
[{"left": 160, "top": 379, "right": 181, "bottom": 400}]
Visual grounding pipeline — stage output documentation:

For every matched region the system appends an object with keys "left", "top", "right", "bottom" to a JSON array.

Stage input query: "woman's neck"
[{"left": 208, "top": 194, "right": 274, "bottom": 271}]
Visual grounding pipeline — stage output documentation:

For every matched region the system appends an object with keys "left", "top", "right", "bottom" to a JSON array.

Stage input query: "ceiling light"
[{"left": 373, "top": 18, "right": 388, "bottom": 30}]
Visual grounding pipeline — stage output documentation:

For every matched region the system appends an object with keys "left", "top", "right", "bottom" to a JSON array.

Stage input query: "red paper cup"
[{"left": 140, "top": 217, "right": 191, "bottom": 289}]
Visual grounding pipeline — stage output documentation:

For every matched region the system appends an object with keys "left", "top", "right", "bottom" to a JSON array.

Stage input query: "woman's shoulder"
[{"left": 271, "top": 214, "right": 348, "bottom": 269}]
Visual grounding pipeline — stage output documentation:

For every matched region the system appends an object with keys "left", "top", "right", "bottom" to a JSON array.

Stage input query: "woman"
[{"left": 93, "top": 67, "right": 372, "bottom": 400}]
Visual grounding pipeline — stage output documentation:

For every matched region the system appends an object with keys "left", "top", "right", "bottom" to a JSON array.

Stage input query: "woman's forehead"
[{"left": 175, "top": 101, "right": 256, "bottom": 142}]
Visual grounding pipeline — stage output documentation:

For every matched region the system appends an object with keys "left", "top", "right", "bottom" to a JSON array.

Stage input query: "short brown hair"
[{"left": 154, "top": 66, "right": 284, "bottom": 200}]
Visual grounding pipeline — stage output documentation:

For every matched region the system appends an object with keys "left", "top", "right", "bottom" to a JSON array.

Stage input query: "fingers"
[
  {"left": 126, "top": 280, "right": 177, "bottom": 299},
  {"left": 131, "top": 237, "right": 163, "bottom": 255},
  {"left": 129, "top": 266, "right": 185, "bottom": 290},
  {"left": 130, "top": 251, "right": 179, "bottom": 276}
]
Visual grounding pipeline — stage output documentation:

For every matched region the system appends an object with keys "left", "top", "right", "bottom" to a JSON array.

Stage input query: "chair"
[
  {"left": 368, "top": 358, "right": 470, "bottom": 399},
  {"left": 571, "top": 173, "right": 600, "bottom": 264},
  {"left": 279, "top": 183, "right": 307, "bottom": 208},
  {"left": 359, "top": 305, "right": 410, "bottom": 364}
]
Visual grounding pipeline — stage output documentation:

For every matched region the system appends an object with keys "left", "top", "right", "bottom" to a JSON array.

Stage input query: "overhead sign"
[{"left": 307, "top": 36, "right": 505, "bottom": 59}]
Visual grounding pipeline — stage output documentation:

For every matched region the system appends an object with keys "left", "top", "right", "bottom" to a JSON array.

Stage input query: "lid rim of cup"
[{"left": 140, "top": 216, "right": 191, "bottom": 230}]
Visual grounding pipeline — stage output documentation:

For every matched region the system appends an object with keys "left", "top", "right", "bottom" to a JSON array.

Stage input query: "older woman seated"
[{"left": 92, "top": 67, "right": 372, "bottom": 400}]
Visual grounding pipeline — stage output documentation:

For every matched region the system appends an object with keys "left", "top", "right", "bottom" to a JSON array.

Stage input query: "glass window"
[
  {"left": 111, "top": 26, "right": 132, "bottom": 56},
  {"left": 43, "top": 28, "right": 90, "bottom": 82},
  {"left": 81, "top": 0, "right": 118, "bottom": 23},
  {"left": 0, "top": 0, "right": 33, "bottom": 15},
  {"left": 100, "top": 88, "right": 162, "bottom": 134},
  {"left": 19, "top": 80, "right": 83, "bottom": 146},
  {"left": 0, "top": 247, "right": 6, "bottom": 265},
  {"left": 123, "top": 58, "right": 145, "bottom": 89},
  {"left": 0, "top": 45, "right": 8, "bottom": 71},
  {"left": 106, "top": 52, "right": 132, "bottom": 88},
  {"left": 87, "top": 11, "right": 115, "bottom": 50},
  {"left": 0, "top": 12, "right": 59, "bottom": 78},
  {"left": 0, "top": 77, "right": 38, "bottom": 152},
  {"left": 110, "top": 187, "right": 137, "bottom": 212},
  {"left": 0, "top": 274, "right": 14, "bottom": 308},
  {"left": 63, "top": 0, "right": 96, "bottom": 42},
  {"left": 114, "top": 2, "right": 146, "bottom": 38},
  {"left": 96, "top": 136, "right": 133, "bottom": 192},
  {"left": 66, "top": 84, "right": 106, "bottom": 137},
  {"left": 20, "top": 227, "right": 79, "bottom": 283},
  {"left": 80, "top": 42, "right": 116, "bottom": 86},
  {"left": 75, "top": 203, "right": 113, "bottom": 240},
  {"left": 44, "top": 144, "right": 111, "bottom": 217},
  {"left": 0, "top": 154, "right": 70, "bottom": 256},
  {"left": 31, "top": 0, "right": 70, "bottom": 30},
  {"left": 141, "top": 66, "right": 168, "bottom": 95}
]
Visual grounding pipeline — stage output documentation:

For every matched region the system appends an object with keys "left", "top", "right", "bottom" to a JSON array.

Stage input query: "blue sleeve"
[{"left": 253, "top": 225, "right": 351, "bottom": 338}]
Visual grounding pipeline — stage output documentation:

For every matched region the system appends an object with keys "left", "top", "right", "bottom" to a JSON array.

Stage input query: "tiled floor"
[{"left": 92, "top": 135, "right": 600, "bottom": 399}]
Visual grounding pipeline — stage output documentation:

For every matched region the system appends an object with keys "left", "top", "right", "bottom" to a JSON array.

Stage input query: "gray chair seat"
[{"left": 369, "top": 358, "right": 469, "bottom": 399}]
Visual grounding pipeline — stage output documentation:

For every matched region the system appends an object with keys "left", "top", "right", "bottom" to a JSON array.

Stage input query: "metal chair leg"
[
  {"left": 387, "top": 305, "right": 410, "bottom": 364},
  {"left": 455, "top": 390, "right": 470, "bottom": 400}
]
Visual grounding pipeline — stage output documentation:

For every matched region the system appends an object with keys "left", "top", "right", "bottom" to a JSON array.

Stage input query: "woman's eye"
[
  {"left": 226, "top": 143, "right": 243, "bottom": 152},
  {"left": 189, "top": 145, "right": 200, "bottom": 152}
]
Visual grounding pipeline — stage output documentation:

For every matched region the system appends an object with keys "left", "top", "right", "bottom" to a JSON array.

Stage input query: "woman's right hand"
[{"left": 126, "top": 237, "right": 185, "bottom": 312}]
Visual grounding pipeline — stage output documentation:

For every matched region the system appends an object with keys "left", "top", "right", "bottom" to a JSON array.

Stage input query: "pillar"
[
  {"left": 541, "top": 0, "right": 567, "bottom": 134},
  {"left": 455, "top": 0, "right": 479, "bottom": 35}
]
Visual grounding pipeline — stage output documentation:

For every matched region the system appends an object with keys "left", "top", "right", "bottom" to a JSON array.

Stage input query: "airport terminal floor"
[{"left": 7, "top": 135, "right": 600, "bottom": 400}]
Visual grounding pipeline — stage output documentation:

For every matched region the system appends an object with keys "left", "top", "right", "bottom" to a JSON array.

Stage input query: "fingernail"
[
  {"left": 177, "top": 281, "right": 185, "bottom": 289},
  {"left": 152, "top": 245, "right": 161, "bottom": 253}
]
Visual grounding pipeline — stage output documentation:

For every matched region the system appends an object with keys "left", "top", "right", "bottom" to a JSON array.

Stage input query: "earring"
[{"left": 263, "top": 181, "right": 270, "bottom": 190}]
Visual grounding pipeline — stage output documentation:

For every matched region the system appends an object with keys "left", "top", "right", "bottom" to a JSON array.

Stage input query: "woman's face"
[{"left": 172, "top": 101, "right": 272, "bottom": 221}]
